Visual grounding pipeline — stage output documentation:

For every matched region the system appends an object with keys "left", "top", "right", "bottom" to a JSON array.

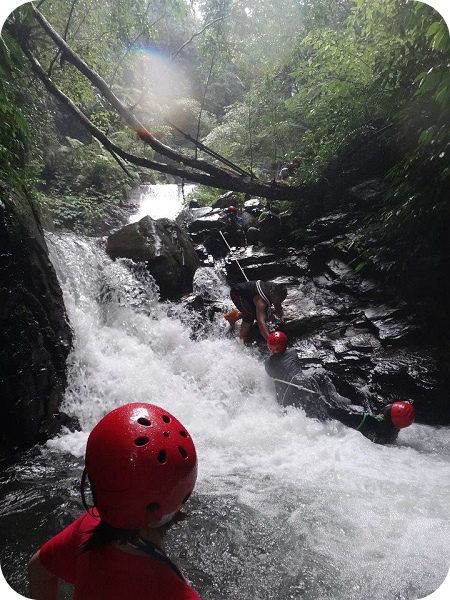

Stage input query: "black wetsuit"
[
  {"left": 265, "top": 349, "right": 399, "bottom": 444},
  {"left": 230, "top": 280, "right": 274, "bottom": 323}
]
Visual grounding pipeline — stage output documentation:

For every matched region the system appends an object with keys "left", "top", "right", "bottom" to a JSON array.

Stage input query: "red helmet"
[
  {"left": 267, "top": 331, "right": 288, "bottom": 353},
  {"left": 227, "top": 205, "right": 238, "bottom": 212},
  {"left": 390, "top": 401, "right": 416, "bottom": 429},
  {"left": 85, "top": 403, "right": 197, "bottom": 529}
]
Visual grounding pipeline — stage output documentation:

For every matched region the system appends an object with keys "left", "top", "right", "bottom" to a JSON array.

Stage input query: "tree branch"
[{"left": 7, "top": 6, "right": 304, "bottom": 201}]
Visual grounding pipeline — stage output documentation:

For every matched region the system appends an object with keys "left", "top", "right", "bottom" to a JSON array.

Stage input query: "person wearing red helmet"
[
  {"left": 221, "top": 205, "right": 246, "bottom": 249},
  {"left": 265, "top": 332, "right": 416, "bottom": 444},
  {"left": 28, "top": 403, "right": 202, "bottom": 600}
]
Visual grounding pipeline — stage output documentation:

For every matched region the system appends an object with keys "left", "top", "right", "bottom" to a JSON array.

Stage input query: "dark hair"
[
  {"left": 81, "top": 511, "right": 182, "bottom": 553},
  {"left": 80, "top": 471, "right": 161, "bottom": 552},
  {"left": 81, "top": 520, "right": 137, "bottom": 552},
  {"left": 270, "top": 283, "right": 287, "bottom": 300}
]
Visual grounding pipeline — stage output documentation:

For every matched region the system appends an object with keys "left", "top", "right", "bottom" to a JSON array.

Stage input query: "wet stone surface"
[{"left": 181, "top": 214, "right": 450, "bottom": 426}]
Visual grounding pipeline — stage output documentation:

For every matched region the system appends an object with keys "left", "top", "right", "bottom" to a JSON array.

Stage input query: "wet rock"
[
  {"left": 347, "top": 333, "right": 381, "bottom": 352},
  {"left": 304, "top": 213, "right": 352, "bottom": 244},
  {"left": 186, "top": 207, "right": 223, "bottom": 234},
  {"left": 369, "top": 350, "right": 450, "bottom": 424},
  {"left": 0, "top": 181, "right": 73, "bottom": 455},
  {"left": 306, "top": 240, "right": 351, "bottom": 275},
  {"left": 363, "top": 305, "right": 424, "bottom": 345},
  {"left": 212, "top": 190, "right": 238, "bottom": 209},
  {"left": 224, "top": 247, "right": 308, "bottom": 285},
  {"left": 347, "top": 179, "right": 385, "bottom": 210},
  {"left": 105, "top": 215, "right": 199, "bottom": 300}
]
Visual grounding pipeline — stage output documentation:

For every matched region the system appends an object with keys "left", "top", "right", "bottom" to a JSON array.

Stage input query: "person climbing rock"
[
  {"left": 224, "top": 280, "right": 288, "bottom": 342},
  {"left": 265, "top": 331, "right": 416, "bottom": 444}
]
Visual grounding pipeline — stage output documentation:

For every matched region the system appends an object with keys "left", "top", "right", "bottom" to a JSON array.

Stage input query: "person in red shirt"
[{"left": 28, "top": 403, "right": 202, "bottom": 600}]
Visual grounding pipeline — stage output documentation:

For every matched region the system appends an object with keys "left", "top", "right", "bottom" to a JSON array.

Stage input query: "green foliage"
[
  {"left": 2, "top": 0, "right": 449, "bottom": 301},
  {"left": 185, "top": 184, "right": 225, "bottom": 208},
  {"left": 41, "top": 192, "right": 104, "bottom": 234},
  {"left": 38, "top": 137, "right": 147, "bottom": 234},
  {"left": 3, "top": 0, "right": 201, "bottom": 231},
  {"left": 0, "top": 34, "right": 29, "bottom": 186},
  {"left": 320, "top": 3, "right": 449, "bottom": 313}
]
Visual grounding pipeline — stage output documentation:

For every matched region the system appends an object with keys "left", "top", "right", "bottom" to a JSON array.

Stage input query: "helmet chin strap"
[
  {"left": 80, "top": 468, "right": 91, "bottom": 512},
  {"left": 127, "top": 534, "right": 185, "bottom": 580},
  {"left": 149, "top": 511, "right": 177, "bottom": 528}
]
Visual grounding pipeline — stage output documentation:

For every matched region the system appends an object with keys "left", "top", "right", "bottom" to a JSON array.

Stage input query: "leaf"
[{"left": 354, "top": 261, "right": 367, "bottom": 273}]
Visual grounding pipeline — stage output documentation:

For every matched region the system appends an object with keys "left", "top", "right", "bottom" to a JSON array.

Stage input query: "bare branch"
[
  {"left": 171, "top": 16, "right": 225, "bottom": 62},
  {"left": 7, "top": 6, "right": 304, "bottom": 201}
]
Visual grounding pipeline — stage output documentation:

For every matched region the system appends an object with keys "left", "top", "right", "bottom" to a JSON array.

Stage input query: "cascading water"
[
  {"left": 128, "top": 182, "right": 196, "bottom": 222},
  {"left": 1, "top": 186, "right": 450, "bottom": 600}
]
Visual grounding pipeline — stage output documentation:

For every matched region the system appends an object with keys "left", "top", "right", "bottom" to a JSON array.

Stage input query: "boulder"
[
  {"left": 105, "top": 215, "right": 200, "bottom": 300},
  {"left": 0, "top": 181, "right": 73, "bottom": 455}
]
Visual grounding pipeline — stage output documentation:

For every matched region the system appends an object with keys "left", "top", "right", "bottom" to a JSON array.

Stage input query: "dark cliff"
[{"left": 0, "top": 181, "right": 73, "bottom": 456}]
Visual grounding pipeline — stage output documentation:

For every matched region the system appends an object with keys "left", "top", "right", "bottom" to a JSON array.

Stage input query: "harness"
[
  {"left": 256, "top": 280, "right": 270, "bottom": 305},
  {"left": 127, "top": 535, "right": 185, "bottom": 580},
  {"left": 256, "top": 280, "right": 273, "bottom": 318}
]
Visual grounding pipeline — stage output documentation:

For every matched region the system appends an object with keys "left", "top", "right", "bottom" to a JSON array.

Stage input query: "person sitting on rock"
[
  {"left": 224, "top": 280, "right": 288, "bottom": 342},
  {"left": 221, "top": 205, "right": 246, "bottom": 249},
  {"left": 264, "top": 331, "right": 416, "bottom": 444}
]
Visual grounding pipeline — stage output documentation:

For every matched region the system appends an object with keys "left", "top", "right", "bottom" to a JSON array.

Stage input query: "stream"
[{"left": 1, "top": 184, "right": 450, "bottom": 600}]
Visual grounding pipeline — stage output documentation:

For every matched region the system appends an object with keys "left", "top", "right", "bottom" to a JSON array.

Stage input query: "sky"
[{"left": 0, "top": 1, "right": 450, "bottom": 599}]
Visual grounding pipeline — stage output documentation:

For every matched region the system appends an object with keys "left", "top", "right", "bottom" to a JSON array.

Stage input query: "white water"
[
  {"left": 128, "top": 183, "right": 195, "bottom": 221},
  {"left": 42, "top": 190, "right": 450, "bottom": 599}
]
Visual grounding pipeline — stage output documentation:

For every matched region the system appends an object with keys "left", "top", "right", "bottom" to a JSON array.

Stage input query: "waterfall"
[
  {"left": 128, "top": 182, "right": 195, "bottom": 222},
  {"left": 1, "top": 185, "right": 450, "bottom": 600}
]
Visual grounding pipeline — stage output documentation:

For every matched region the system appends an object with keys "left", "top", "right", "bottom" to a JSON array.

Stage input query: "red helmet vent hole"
[
  {"left": 157, "top": 450, "right": 167, "bottom": 464},
  {"left": 137, "top": 417, "right": 151, "bottom": 427},
  {"left": 179, "top": 430, "right": 188, "bottom": 437},
  {"left": 162, "top": 415, "right": 171, "bottom": 423},
  {"left": 178, "top": 446, "right": 188, "bottom": 459},
  {"left": 163, "top": 431, "right": 169, "bottom": 437},
  {"left": 146, "top": 502, "right": 160, "bottom": 513},
  {"left": 135, "top": 436, "right": 149, "bottom": 446}
]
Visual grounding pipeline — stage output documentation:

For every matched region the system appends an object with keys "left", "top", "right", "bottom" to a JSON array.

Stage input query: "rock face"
[
  {"left": 105, "top": 215, "right": 200, "bottom": 300},
  {"left": 0, "top": 182, "right": 73, "bottom": 456},
  {"left": 181, "top": 197, "right": 450, "bottom": 428}
]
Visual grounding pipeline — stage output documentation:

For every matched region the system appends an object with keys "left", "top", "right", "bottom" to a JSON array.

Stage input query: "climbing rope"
[
  {"left": 219, "top": 230, "right": 249, "bottom": 282},
  {"left": 273, "top": 378, "right": 319, "bottom": 395}
]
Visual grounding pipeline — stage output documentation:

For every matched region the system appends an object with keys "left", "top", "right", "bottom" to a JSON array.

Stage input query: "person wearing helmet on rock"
[
  {"left": 222, "top": 205, "right": 246, "bottom": 248},
  {"left": 27, "top": 403, "right": 202, "bottom": 600},
  {"left": 224, "top": 280, "right": 288, "bottom": 342},
  {"left": 265, "top": 331, "right": 416, "bottom": 444}
]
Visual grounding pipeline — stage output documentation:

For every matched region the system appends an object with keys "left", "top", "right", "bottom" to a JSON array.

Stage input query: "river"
[{"left": 1, "top": 185, "right": 450, "bottom": 599}]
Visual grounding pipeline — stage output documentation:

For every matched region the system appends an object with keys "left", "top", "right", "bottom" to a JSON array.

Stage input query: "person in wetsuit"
[
  {"left": 28, "top": 403, "right": 202, "bottom": 600},
  {"left": 264, "top": 331, "right": 416, "bottom": 444},
  {"left": 225, "top": 280, "right": 288, "bottom": 342}
]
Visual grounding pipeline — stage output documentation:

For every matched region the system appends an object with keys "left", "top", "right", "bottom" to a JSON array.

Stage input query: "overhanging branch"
[{"left": 7, "top": 6, "right": 304, "bottom": 201}]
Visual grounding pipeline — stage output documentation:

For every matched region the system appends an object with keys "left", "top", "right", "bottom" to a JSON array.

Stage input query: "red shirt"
[{"left": 39, "top": 512, "right": 202, "bottom": 600}]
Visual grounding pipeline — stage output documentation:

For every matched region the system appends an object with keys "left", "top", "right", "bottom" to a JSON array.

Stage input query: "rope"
[
  {"left": 355, "top": 413, "right": 369, "bottom": 431},
  {"left": 219, "top": 230, "right": 249, "bottom": 281},
  {"left": 272, "top": 378, "right": 320, "bottom": 395}
]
